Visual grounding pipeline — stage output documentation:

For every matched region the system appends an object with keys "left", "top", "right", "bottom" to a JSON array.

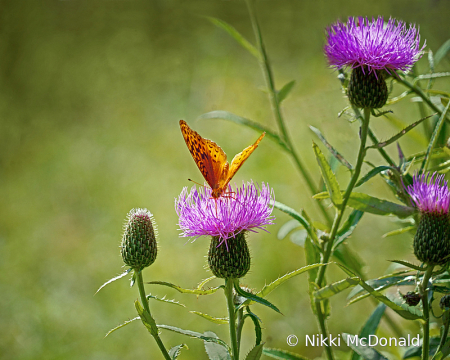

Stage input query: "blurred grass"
[{"left": 0, "top": 0, "right": 449, "bottom": 359}]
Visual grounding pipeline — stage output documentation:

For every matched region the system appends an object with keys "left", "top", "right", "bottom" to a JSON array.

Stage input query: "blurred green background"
[{"left": 1, "top": 0, "right": 449, "bottom": 359}]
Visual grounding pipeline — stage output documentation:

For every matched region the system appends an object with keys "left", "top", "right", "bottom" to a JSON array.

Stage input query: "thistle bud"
[
  {"left": 121, "top": 208, "right": 158, "bottom": 271},
  {"left": 347, "top": 67, "right": 388, "bottom": 109},
  {"left": 208, "top": 233, "right": 250, "bottom": 279}
]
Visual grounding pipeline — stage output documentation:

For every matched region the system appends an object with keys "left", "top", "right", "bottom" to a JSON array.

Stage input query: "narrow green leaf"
[
  {"left": 197, "top": 111, "right": 288, "bottom": 151},
  {"left": 355, "top": 166, "right": 392, "bottom": 188},
  {"left": 314, "top": 277, "right": 360, "bottom": 300},
  {"left": 277, "top": 219, "right": 301, "bottom": 240},
  {"left": 347, "top": 271, "right": 415, "bottom": 300},
  {"left": 135, "top": 300, "right": 158, "bottom": 334},
  {"left": 347, "top": 192, "right": 415, "bottom": 218},
  {"left": 434, "top": 39, "right": 450, "bottom": 67},
  {"left": 146, "top": 294, "right": 185, "bottom": 307},
  {"left": 416, "top": 72, "right": 450, "bottom": 81},
  {"left": 343, "top": 334, "right": 389, "bottom": 360},
  {"left": 337, "top": 264, "right": 422, "bottom": 320},
  {"left": 433, "top": 337, "right": 450, "bottom": 359},
  {"left": 96, "top": 270, "right": 130, "bottom": 294},
  {"left": 234, "top": 281, "right": 281, "bottom": 314},
  {"left": 333, "top": 210, "right": 364, "bottom": 250},
  {"left": 312, "top": 142, "right": 343, "bottom": 206},
  {"left": 190, "top": 311, "right": 228, "bottom": 325},
  {"left": 388, "top": 259, "right": 424, "bottom": 271},
  {"left": 277, "top": 80, "right": 296, "bottom": 103},
  {"left": 147, "top": 281, "right": 223, "bottom": 295},
  {"left": 244, "top": 343, "right": 264, "bottom": 360},
  {"left": 262, "top": 348, "right": 311, "bottom": 360},
  {"left": 205, "top": 17, "right": 261, "bottom": 60},
  {"left": 256, "top": 264, "right": 326, "bottom": 299},
  {"left": 169, "top": 344, "right": 188, "bottom": 360},
  {"left": 310, "top": 126, "right": 353, "bottom": 170},
  {"left": 203, "top": 331, "right": 232, "bottom": 360},
  {"left": 158, "top": 325, "right": 231, "bottom": 351},
  {"left": 366, "top": 114, "right": 434, "bottom": 150},
  {"left": 305, "top": 237, "right": 320, "bottom": 315},
  {"left": 384, "top": 113, "right": 428, "bottom": 146},
  {"left": 333, "top": 245, "right": 365, "bottom": 278},
  {"left": 244, "top": 311, "right": 262, "bottom": 345},
  {"left": 105, "top": 317, "right": 140, "bottom": 337},
  {"left": 382, "top": 225, "right": 415, "bottom": 238},
  {"left": 272, "top": 201, "right": 316, "bottom": 241},
  {"left": 421, "top": 99, "right": 450, "bottom": 172}
]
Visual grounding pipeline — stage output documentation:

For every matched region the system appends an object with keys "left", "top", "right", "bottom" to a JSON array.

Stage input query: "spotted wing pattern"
[{"left": 179, "top": 120, "right": 265, "bottom": 198}]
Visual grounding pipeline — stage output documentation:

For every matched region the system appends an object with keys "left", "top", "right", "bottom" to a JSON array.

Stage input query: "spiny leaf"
[
  {"left": 314, "top": 277, "right": 360, "bottom": 300},
  {"left": 382, "top": 225, "right": 415, "bottom": 238},
  {"left": 244, "top": 343, "right": 264, "bottom": 360},
  {"left": 146, "top": 294, "right": 185, "bottom": 307},
  {"left": 277, "top": 80, "right": 296, "bottom": 104},
  {"left": 205, "top": 16, "right": 261, "bottom": 60},
  {"left": 147, "top": 281, "right": 223, "bottom": 295},
  {"left": 310, "top": 126, "right": 353, "bottom": 170},
  {"left": 197, "top": 110, "right": 288, "bottom": 151},
  {"left": 234, "top": 281, "right": 281, "bottom": 314},
  {"left": 169, "top": 344, "right": 188, "bottom": 360},
  {"left": 366, "top": 114, "right": 434, "bottom": 150},
  {"left": 337, "top": 264, "right": 422, "bottom": 320},
  {"left": 415, "top": 72, "right": 450, "bottom": 81},
  {"left": 388, "top": 260, "right": 425, "bottom": 271},
  {"left": 203, "top": 331, "right": 232, "bottom": 360},
  {"left": 105, "top": 317, "right": 139, "bottom": 337},
  {"left": 256, "top": 264, "right": 326, "bottom": 299},
  {"left": 312, "top": 142, "right": 343, "bottom": 206},
  {"left": 190, "top": 311, "right": 228, "bottom": 325},
  {"left": 355, "top": 166, "right": 392, "bottom": 188},
  {"left": 347, "top": 192, "right": 415, "bottom": 218},
  {"left": 96, "top": 270, "right": 130, "bottom": 294},
  {"left": 158, "top": 325, "right": 231, "bottom": 351},
  {"left": 244, "top": 311, "right": 262, "bottom": 345}
]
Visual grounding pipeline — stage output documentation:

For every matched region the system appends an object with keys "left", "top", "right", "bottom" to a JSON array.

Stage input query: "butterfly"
[{"left": 179, "top": 120, "right": 265, "bottom": 199}]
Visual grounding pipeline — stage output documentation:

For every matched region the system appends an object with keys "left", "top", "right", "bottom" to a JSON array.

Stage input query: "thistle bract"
[
  {"left": 121, "top": 208, "right": 158, "bottom": 270},
  {"left": 407, "top": 173, "right": 450, "bottom": 265}
]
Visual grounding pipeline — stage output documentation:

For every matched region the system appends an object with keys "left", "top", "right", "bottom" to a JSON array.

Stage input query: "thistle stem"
[
  {"left": 316, "top": 108, "right": 370, "bottom": 287},
  {"left": 245, "top": 0, "right": 332, "bottom": 226},
  {"left": 225, "top": 278, "right": 239, "bottom": 360},
  {"left": 136, "top": 270, "right": 171, "bottom": 360},
  {"left": 420, "top": 266, "right": 434, "bottom": 360}
]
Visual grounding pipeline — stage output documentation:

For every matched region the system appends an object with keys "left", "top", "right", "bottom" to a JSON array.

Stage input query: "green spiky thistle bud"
[
  {"left": 347, "top": 67, "right": 388, "bottom": 109},
  {"left": 121, "top": 208, "right": 157, "bottom": 271},
  {"left": 407, "top": 173, "right": 450, "bottom": 266},
  {"left": 208, "top": 233, "right": 250, "bottom": 279}
]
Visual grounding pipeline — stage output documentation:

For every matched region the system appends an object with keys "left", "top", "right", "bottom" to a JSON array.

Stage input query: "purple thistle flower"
[
  {"left": 324, "top": 16, "right": 425, "bottom": 74},
  {"left": 407, "top": 173, "right": 450, "bottom": 214},
  {"left": 175, "top": 181, "right": 275, "bottom": 248}
]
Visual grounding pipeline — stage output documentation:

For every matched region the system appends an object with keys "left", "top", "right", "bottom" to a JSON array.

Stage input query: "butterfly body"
[{"left": 179, "top": 120, "right": 265, "bottom": 198}]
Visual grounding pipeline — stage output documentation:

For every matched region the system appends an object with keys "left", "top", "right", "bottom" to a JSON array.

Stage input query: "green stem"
[
  {"left": 225, "top": 278, "right": 239, "bottom": 360},
  {"left": 236, "top": 307, "right": 244, "bottom": 353},
  {"left": 419, "top": 266, "right": 434, "bottom": 360},
  {"left": 245, "top": 0, "right": 332, "bottom": 226},
  {"left": 396, "top": 75, "right": 450, "bottom": 125},
  {"left": 314, "top": 300, "right": 335, "bottom": 360},
  {"left": 316, "top": 108, "right": 371, "bottom": 287},
  {"left": 136, "top": 270, "right": 171, "bottom": 360}
]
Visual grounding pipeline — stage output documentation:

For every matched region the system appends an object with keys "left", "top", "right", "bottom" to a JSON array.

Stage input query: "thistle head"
[{"left": 324, "top": 16, "right": 425, "bottom": 109}]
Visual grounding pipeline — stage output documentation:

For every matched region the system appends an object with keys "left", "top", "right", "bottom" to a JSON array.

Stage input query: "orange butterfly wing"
[{"left": 179, "top": 120, "right": 265, "bottom": 198}]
